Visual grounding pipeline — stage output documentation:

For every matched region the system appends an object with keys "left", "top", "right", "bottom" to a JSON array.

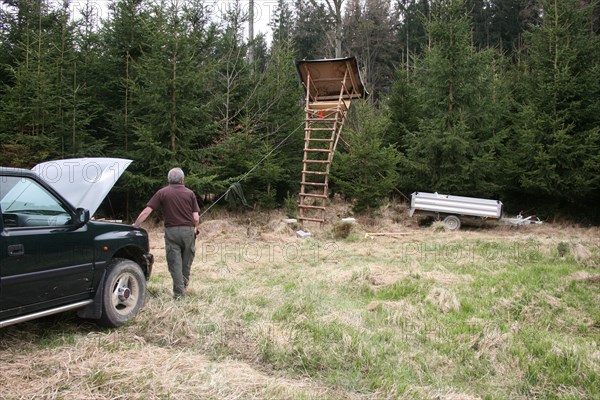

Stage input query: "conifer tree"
[
  {"left": 394, "top": 0, "right": 509, "bottom": 197},
  {"left": 343, "top": 0, "right": 396, "bottom": 98},
  {"left": 313, "top": 0, "right": 345, "bottom": 57},
  {"left": 245, "top": 40, "right": 304, "bottom": 207},
  {"left": 331, "top": 101, "right": 401, "bottom": 212},
  {"left": 509, "top": 0, "right": 600, "bottom": 215},
  {"left": 0, "top": 0, "right": 92, "bottom": 164},
  {"left": 205, "top": 37, "right": 303, "bottom": 208},
  {"left": 124, "top": 0, "right": 218, "bottom": 200},
  {"left": 293, "top": 0, "right": 331, "bottom": 59},
  {"left": 395, "top": 0, "right": 429, "bottom": 61},
  {"left": 95, "top": 0, "right": 150, "bottom": 154},
  {"left": 270, "top": 0, "right": 294, "bottom": 47}
]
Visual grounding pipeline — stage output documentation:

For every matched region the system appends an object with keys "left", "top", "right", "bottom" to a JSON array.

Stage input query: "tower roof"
[{"left": 295, "top": 57, "right": 367, "bottom": 101}]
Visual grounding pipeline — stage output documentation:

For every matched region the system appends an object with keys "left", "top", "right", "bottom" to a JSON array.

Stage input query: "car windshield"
[{"left": 1, "top": 176, "right": 67, "bottom": 214}]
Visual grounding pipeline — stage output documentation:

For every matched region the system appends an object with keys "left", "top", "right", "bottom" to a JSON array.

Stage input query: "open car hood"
[{"left": 32, "top": 158, "right": 132, "bottom": 216}]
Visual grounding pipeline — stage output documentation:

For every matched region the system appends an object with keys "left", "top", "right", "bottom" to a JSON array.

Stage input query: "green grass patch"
[
  {"left": 374, "top": 278, "right": 431, "bottom": 301},
  {"left": 2, "top": 230, "right": 598, "bottom": 399}
]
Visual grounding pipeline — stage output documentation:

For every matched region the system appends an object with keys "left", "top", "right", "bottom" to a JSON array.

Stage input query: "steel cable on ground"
[{"left": 198, "top": 120, "right": 306, "bottom": 219}]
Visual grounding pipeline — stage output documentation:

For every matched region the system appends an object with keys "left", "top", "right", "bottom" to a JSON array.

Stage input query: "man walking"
[{"left": 133, "top": 167, "right": 200, "bottom": 299}]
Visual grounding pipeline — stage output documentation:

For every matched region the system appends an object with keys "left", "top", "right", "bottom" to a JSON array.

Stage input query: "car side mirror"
[{"left": 75, "top": 208, "right": 90, "bottom": 226}]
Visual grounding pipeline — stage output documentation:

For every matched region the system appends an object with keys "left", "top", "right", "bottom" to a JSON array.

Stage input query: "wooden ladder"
[{"left": 298, "top": 71, "right": 352, "bottom": 225}]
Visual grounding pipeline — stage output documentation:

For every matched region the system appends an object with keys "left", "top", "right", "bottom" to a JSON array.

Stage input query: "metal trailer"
[{"left": 409, "top": 192, "right": 503, "bottom": 231}]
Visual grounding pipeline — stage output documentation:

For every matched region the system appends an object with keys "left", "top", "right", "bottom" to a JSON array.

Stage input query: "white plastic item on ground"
[{"left": 296, "top": 230, "right": 312, "bottom": 238}]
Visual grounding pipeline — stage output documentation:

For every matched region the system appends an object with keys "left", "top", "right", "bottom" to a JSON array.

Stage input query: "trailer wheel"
[{"left": 443, "top": 215, "right": 461, "bottom": 231}]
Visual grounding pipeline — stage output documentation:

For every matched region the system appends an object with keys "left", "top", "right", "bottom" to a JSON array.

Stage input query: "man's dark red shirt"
[{"left": 147, "top": 184, "right": 199, "bottom": 227}]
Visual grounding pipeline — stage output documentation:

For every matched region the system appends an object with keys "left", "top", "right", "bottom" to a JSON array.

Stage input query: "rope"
[{"left": 198, "top": 121, "right": 305, "bottom": 218}]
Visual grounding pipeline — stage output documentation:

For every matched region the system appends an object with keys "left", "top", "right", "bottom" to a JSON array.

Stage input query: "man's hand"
[{"left": 133, "top": 206, "right": 153, "bottom": 228}]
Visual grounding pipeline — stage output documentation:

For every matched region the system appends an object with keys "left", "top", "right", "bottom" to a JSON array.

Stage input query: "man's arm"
[
  {"left": 193, "top": 211, "right": 199, "bottom": 226},
  {"left": 133, "top": 206, "right": 154, "bottom": 228}
]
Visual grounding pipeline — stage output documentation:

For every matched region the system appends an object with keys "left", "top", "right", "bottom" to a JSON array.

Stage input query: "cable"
[{"left": 198, "top": 121, "right": 305, "bottom": 219}]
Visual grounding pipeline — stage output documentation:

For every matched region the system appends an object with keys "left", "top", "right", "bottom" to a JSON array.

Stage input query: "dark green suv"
[{"left": 0, "top": 158, "right": 153, "bottom": 328}]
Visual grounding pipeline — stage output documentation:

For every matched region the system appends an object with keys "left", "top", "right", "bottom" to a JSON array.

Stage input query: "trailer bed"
[{"left": 410, "top": 192, "right": 503, "bottom": 220}]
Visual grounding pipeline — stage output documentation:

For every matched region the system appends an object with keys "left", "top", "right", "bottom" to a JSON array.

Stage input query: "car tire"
[
  {"left": 443, "top": 215, "right": 461, "bottom": 231},
  {"left": 99, "top": 258, "right": 146, "bottom": 328}
]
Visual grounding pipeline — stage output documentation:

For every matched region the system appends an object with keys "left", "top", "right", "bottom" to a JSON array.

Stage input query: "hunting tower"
[{"left": 295, "top": 57, "right": 367, "bottom": 225}]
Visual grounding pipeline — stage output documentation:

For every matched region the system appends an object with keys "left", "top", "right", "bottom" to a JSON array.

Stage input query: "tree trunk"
[
  {"left": 248, "top": 0, "right": 254, "bottom": 64},
  {"left": 171, "top": 43, "right": 178, "bottom": 152},
  {"left": 125, "top": 52, "right": 130, "bottom": 151},
  {"left": 314, "top": 0, "right": 344, "bottom": 57}
]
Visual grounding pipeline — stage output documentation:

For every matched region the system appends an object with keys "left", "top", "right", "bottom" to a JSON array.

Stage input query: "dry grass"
[
  {"left": 0, "top": 334, "right": 347, "bottom": 399},
  {"left": 425, "top": 287, "right": 460, "bottom": 313},
  {"left": 1, "top": 200, "right": 599, "bottom": 399}
]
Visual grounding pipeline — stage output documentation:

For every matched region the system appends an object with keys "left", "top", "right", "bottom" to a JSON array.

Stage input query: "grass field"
[{"left": 1, "top": 206, "right": 599, "bottom": 399}]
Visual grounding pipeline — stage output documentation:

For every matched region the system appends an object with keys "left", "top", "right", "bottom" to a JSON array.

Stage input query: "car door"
[{"left": 0, "top": 175, "right": 94, "bottom": 315}]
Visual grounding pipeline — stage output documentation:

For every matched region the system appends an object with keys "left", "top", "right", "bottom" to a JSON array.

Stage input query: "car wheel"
[
  {"left": 99, "top": 258, "right": 146, "bottom": 328},
  {"left": 443, "top": 215, "right": 461, "bottom": 231}
]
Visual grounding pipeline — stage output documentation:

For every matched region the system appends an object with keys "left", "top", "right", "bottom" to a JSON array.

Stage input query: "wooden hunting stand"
[{"left": 295, "top": 57, "right": 367, "bottom": 226}]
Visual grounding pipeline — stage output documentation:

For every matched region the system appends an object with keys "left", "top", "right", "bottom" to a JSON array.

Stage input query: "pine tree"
[
  {"left": 343, "top": 0, "right": 396, "bottom": 98},
  {"left": 95, "top": 0, "right": 151, "bottom": 154},
  {"left": 331, "top": 101, "right": 401, "bottom": 212},
  {"left": 395, "top": 0, "right": 430, "bottom": 62},
  {"left": 270, "top": 0, "right": 294, "bottom": 47},
  {"left": 509, "top": 0, "right": 600, "bottom": 215},
  {"left": 204, "top": 37, "right": 304, "bottom": 209},
  {"left": 125, "top": 0, "right": 218, "bottom": 201},
  {"left": 0, "top": 0, "right": 82, "bottom": 165},
  {"left": 394, "top": 0, "right": 509, "bottom": 197},
  {"left": 293, "top": 0, "right": 331, "bottom": 59}
]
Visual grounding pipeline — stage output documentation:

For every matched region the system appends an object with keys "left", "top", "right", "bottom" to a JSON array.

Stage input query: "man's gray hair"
[{"left": 168, "top": 168, "right": 185, "bottom": 184}]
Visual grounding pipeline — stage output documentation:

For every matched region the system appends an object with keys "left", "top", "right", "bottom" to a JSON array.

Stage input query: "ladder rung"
[
  {"left": 307, "top": 108, "right": 340, "bottom": 112},
  {"left": 305, "top": 148, "right": 331, "bottom": 153},
  {"left": 303, "top": 160, "right": 330, "bottom": 164},
  {"left": 306, "top": 118, "right": 338, "bottom": 122},
  {"left": 307, "top": 117, "right": 338, "bottom": 122},
  {"left": 302, "top": 170, "right": 328, "bottom": 175},
  {"left": 307, "top": 103, "right": 346, "bottom": 110},
  {"left": 297, "top": 216, "right": 325, "bottom": 223},
  {"left": 298, "top": 205, "right": 326, "bottom": 210},
  {"left": 307, "top": 108, "right": 338, "bottom": 113},
  {"left": 307, "top": 128, "right": 334, "bottom": 131},
  {"left": 301, "top": 181, "right": 327, "bottom": 187},
  {"left": 307, "top": 138, "right": 334, "bottom": 142},
  {"left": 299, "top": 193, "right": 328, "bottom": 199}
]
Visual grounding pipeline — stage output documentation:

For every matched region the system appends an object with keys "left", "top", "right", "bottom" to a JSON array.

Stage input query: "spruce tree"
[
  {"left": 331, "top": 101, "right": 401, "bottom": 212},
  {"left": 293, "top": 0, "right": 331, "bottom": 59},
  {"left": 509, "top": 0, "right": 600, "bottom": 216},
  {"left": 270, "top": 0, "right": 294, "bottom": 47},
  {"left": 204, "top": 38, "right": 303, "bottom": 209},
  {"left": 124, "top": 0, "right": 218, "bottom": 201},
  {"left": 343, "top": 0, "right": 396, "bottom": 98},
  {"left": 95, "top": 0, "right": 151, "bottom": 154},
  {"left": 0, "top": 0, "right": 78, "bottom": 165},
  {"left": 394, "top": 0, "right": 430, "bottom": 61},
  {"left": 393, "top": 0, "right": 509, "bottom": 197}
]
